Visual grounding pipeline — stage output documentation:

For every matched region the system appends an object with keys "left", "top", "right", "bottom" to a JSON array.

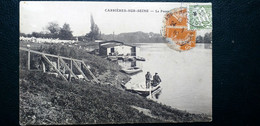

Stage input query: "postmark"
[
  {"left": 162, "top": 7, "right": 196, "bottom": 51},
  {"left": 188, "top": 5, "right": 212, "bottom": 30}
]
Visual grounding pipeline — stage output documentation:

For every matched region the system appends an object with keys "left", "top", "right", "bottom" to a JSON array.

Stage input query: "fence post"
[
  {"left": 28, "top": 49, "right": 30, "bottom": 70},
  {"left": 57, "top": 56, "right": 60, "bottom": 71},
  {"left": 70, "top": 58, "right": 72, "bottom": 82}
]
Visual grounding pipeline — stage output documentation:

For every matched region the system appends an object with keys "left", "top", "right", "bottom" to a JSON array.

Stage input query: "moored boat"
[
  {"left": 121, "top": 66, "right": 142, "bottom": 74},
  {"left": 135, "top": 56, "right": 145, "bottom": 61},
  {"left": 121, "top": 82, "right": 161, "bottom": 97},
  {"left": 107, "top": 56, "right": 118, "bottom": 62}
]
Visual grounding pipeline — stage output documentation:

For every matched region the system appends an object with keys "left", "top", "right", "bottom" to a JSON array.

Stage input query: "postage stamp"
[
  {"left": 162, "top": 7, "right": 197, "bottom": 51},
  {"left": 188, "top": 5, "right": 212, "bottom": 30},
  {"left": 162, "top": 4, "right": 212, "bottom": 51}
]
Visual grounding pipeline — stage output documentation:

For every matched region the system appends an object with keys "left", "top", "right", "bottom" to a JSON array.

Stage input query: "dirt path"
[
  {"left": 130, "top": 105, "right": 157, "bottom": 119},
  {"left": 96, "top": 70, "right": 130, "bottom": 88}
]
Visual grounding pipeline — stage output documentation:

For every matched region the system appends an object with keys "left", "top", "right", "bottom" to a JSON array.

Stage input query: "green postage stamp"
[{"left": 188, "top": 5, "right": 212, "bottom": 30}]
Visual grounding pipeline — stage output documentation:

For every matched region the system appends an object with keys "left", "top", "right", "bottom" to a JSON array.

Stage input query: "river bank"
[{"left": 19, "top": 70, "right": 211, "bottom": 124}]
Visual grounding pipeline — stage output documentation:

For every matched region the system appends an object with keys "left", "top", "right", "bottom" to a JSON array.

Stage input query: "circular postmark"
[{"left": 161, "top": 7, "right": 196, "bottom": 51}]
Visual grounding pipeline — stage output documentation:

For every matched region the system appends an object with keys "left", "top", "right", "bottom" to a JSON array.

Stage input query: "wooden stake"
[
  {"left": 149, "top": 81, "right": 152, "bottom": 99},
  {"left": 28, "top": 49, "right": 30, "bottom": 70},
  {"left": 42, "top": 62, "right": 46, "bottom": 73},
  {"left": 57, "top": 56, "right": 60, "bottom": 71},
  {"left": 70, "top": 58, "right": 73, "bottom": 82}
]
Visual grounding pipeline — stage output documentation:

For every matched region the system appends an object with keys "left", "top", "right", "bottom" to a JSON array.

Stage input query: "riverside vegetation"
[{"left": 19, "top": 41, "right": 211, "bottom": 124}]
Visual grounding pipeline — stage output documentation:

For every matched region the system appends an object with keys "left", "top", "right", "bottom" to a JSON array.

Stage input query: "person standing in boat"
[
  {"left": 153, "top": 73, "right": 161, "bottom": 86},
  {"left": 145, "top": 72, "right": 152, "bottom": 88}
]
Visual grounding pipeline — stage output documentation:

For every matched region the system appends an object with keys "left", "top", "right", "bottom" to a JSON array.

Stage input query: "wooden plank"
[
  {"left": 72, "top": 60, "right": 89, "bottom": 81},
  {"left": 42, "top": 54, "right": 68, "bottom": 82},
  {"left": 20, "top": 47, "right": 82, "bottom": 62},
  {"left": 59, "top": 58, "right": 78, "bottom": 79},
  {"left": 81, "top": 61, "right": 99, "bottom": 83}
]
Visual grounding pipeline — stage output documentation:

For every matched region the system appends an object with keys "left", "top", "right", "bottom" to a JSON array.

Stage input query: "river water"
[{"left": 121, "top": 43, "right": 212, "bottom": 115}]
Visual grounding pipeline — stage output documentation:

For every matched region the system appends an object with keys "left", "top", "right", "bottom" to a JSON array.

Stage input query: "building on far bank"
[
  {"left": 95, "top": 39, "right": 105, "bottom": 43},
  {"left": 99, "top": 40, "right": 139, "bottom": 56}
]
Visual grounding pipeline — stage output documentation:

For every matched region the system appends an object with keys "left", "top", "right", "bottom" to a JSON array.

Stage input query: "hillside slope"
[{"left": 19, "top": 70, "right": 211, "bottom": 125}]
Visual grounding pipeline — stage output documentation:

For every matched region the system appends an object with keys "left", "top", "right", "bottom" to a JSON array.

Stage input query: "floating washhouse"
[{"left": 99, "top": 40, "right": 139, "bottom": 56}]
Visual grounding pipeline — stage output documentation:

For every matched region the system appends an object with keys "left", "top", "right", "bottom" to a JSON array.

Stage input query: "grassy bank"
[
  {"left": 20, "top": 41, "right": 119, "bottom": 76},
  {"left": 19, "top": 41, "right": 211, "bottom": 124},
  {"left": 19, "top": 41, "right": 125, "bottom": 85},
  {"left": 19, "top": 70, "right": 211, "bottom": 125}
]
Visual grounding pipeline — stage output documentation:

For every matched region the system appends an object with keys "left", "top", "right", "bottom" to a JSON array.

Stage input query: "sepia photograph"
[{"left": 19, "top": 1, "right": 212, "bottom": 124}]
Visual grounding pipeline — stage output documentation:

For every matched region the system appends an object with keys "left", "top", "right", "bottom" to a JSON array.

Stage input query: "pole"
[
  {"left": 28, "top": 49, "right": 30, "bottom": 70},
  {"left": 113, "top": 31, "right": 115, "bottom": 40},
  {"left": 149, "top": 81, "right": 152, "bottom": 99},
  {"left": 57, "top": 56, "right": 60, "bottom": 71},
  {"left": 70, "top": 58, "right": 72, "bottom": 82},
  {"left": 42, "top": 61, "right": 46, "bottom": 73}
]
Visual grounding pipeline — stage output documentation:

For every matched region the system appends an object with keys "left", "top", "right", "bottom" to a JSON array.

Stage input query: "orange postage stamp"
[{"left": 162, "top": 7, "right": 201, "bottom": 51}]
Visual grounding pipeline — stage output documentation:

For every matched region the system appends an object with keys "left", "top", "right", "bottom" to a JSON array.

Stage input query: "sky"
[{"left": 20, "top": 1, "right": 211, "bottom": 36}]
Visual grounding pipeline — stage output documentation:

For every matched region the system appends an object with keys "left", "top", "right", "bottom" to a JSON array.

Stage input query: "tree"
[
  {"left": 204, "top": 32, "right": 212, "bottom": 43},
  {"left": 47, "top": 22, "right": 60, "bottom": 34},
  {"left": 46, "top": 22, "right": 60, "bottom": 38},
  {"left": 20, "top": 33, "right": 27, "bottom": 37},
  {"left": 58, "top": 23, "right": 73, "bottom": 40},
  {"left": 196, "top": 35, "right": 203, "bottom": 43},
  {"left": 32, "top": 32, "right": 40, "bottom": 38},
  {"left": 86, "top": 14, "right": 101, "bottom": 41}
]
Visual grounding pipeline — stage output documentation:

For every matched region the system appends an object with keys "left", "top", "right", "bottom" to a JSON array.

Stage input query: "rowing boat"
[
  {"left": 121, "top": 82, "right": 161, "bottom": 96},
  {"left": 135, "top": 56, "right": 145, "bottom": 61},
  {"left": 121, "top": 66, "right": 142, "bottom": 74}
]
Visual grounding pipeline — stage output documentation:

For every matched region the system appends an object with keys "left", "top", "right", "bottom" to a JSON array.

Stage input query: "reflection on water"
[
  {"left": 120, "top": 43, "right": 212, "bottom": 115},
  {"left": 154, "top": 88, "right": 162, "bottom": 99},
  {"left": 118, "top": 60, "right": 139, "bottom": 68}
]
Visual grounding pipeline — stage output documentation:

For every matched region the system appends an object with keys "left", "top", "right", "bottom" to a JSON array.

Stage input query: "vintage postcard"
[{"left": 19, "top": 1, "right": 212, "bottom": 124}]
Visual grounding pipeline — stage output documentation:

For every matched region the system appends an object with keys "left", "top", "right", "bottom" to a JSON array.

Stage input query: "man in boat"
[
  {"left": 153, "top": 73, "right": 161, "bottom": 86},
  {"left": 145, "top": 72, "right": 152, "bottom": 88}
]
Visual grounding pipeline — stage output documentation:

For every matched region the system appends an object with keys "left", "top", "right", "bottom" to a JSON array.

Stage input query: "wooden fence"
[{"left": 19, "top": 47, "right": 99, "bottom": 83}]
